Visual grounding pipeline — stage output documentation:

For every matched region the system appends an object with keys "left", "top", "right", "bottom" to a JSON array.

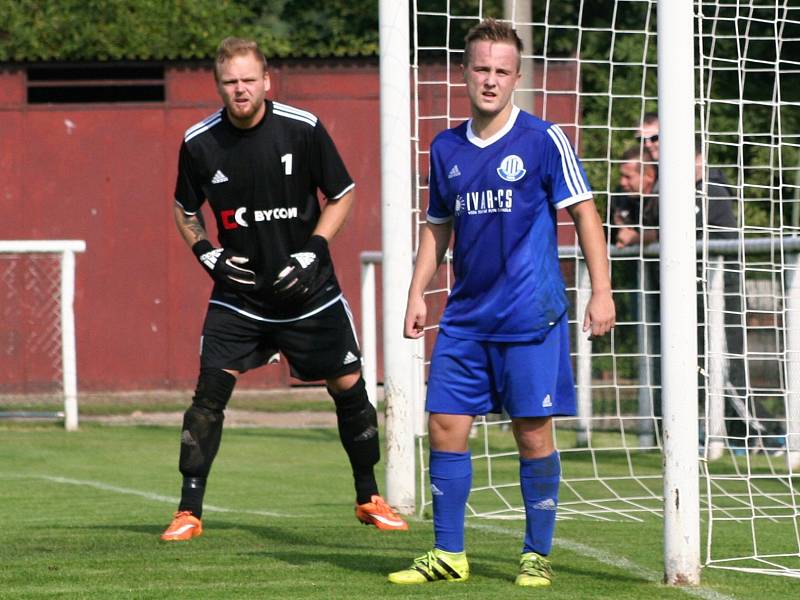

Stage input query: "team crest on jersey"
[
  {"left": 454, "top": 194, "right": 464, "bottom": 216},
  {"left": 497, "top": 154, "right": 526, "bottom": 182}
]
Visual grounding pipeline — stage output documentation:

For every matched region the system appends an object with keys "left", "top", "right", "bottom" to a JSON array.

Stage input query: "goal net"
[
  {"left": 410, "top": 0, "right": 800, "bottom": 579},
  {"left": 0, "top": 241, "right": 85, "bottom": 431}
]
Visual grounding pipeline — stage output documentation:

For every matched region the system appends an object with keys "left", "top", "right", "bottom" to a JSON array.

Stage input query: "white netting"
[
  {"left": 412, "top": 0, "right": 800, "bottom": 578},
  {"left": 0, "top": 253, "right": 63, "bottom": 396},
  {"left": 0, "top": 243, "right": 83, "bottom": 429},
  {"left": 697, "top": 0, "right": 800, "bottom": 576}
]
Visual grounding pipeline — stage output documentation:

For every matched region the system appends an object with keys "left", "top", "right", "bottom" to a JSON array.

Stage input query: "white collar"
[{"left": 466, "top": 105, "right": 520, "bottom": 148}]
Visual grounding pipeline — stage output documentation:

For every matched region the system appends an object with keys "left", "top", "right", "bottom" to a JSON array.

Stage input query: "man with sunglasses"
[{"left": 636, "top": 112, "right": 660, "bottom": 160}]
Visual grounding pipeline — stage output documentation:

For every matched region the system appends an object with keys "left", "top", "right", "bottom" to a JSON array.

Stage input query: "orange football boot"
[
  {"left": 355, "top": 495, "right": 408, "bottom": 530},
  {"left": 160, "top": 511, "right": 203, "bottom": 541}
]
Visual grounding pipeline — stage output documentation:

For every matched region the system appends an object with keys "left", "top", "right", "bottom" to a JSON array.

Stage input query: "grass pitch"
[{"left": 0, "top": 419, "right": 796, "bottom": 599}]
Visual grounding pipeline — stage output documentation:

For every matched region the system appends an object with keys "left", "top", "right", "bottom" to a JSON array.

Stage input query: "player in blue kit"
[{"left": 388, "top": 19, "right": 615, "bottom": 587}]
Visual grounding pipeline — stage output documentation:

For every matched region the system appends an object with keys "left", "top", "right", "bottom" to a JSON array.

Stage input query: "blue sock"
[
  {"left": 430, "top": 450, "right": 472, "bottom": 553},
  {"left": 520, "top": 451, "right": 561, "bottom": 555}
]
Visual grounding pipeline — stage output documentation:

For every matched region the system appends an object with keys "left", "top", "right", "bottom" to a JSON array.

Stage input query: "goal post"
[
  {"left": 379, "top": 0, "right": 421, "bottom": 515},
  {"left": 657, "top": 0, "right": 701, "bottom": 584},
  {"left": 0, "top": 240, "right": 86, "bottom": 431}
]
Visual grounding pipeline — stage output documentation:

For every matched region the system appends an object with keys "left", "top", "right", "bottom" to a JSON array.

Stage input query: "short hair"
[
  {"left": 642, "top": 112, "right": 659, "bottom": 126},
  {"left": 214, "top": 37, "right": 268, "bottom": 81},
  {"left": 622, "top": 146, "right": 657, "bottom": 173},
  {"left": 622, "top": 146, "right": 653, "bottom": 161},
  {"left": 463, "top": 18, "right": 523, "bottom": 71}
]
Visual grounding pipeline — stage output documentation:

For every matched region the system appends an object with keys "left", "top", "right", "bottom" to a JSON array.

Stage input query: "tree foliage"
[{"left": 0, "top": 0, "right": 378, "bottom": 62}]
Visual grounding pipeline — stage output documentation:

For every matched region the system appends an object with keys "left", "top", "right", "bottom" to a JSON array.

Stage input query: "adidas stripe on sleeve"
[{"left": 545, "top": 124, "right": 593, "bottom": 209}]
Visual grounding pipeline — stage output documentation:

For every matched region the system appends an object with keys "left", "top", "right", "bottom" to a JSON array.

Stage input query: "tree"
[{"left": 0, "top": 0, "right": 378, "bottom": 62}]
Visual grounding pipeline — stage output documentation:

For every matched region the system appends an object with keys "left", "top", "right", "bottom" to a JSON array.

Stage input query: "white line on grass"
[
  {"left": 6, "top": 473, "right": 736, "bottom": 598},
  {"left": 33, "top": 475, "right": 290, "bottom": 517},
  {"left": 467, "top": 521, "right": 737, "bottom": 600}
]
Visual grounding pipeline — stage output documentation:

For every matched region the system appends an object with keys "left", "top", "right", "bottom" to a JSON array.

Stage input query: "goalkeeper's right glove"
[{"left": 192, "top": 240, "right": 256, "bottom": 292}]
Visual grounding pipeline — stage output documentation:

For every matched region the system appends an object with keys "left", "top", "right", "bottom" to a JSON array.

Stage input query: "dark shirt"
[
  {"left": 174, "top": 101, "right": 354, "bottom": 319},
  {"left": 698, "top": 168, "right": 737, "bottom": 240},
  {"left": 610, "top": 170, "right": 737, "bottom": 242}
]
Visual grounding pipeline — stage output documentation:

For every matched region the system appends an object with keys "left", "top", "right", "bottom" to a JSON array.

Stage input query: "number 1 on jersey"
[{"left": 281, "top": 153, "right": 293, "bottom": 175}]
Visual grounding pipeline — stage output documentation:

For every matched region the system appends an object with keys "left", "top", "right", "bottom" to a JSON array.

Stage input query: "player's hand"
[
  {"left": 192, "top": 240, "right": 256, "bottom": 291},
  {"left": 615, "top": 227, "right": 640, "bottom": 248},
  {"left": 583, "top": 289, "right": 616, "bottom": 340},
  {"left": 404, "top": 293, "right": 427, "bottom": 339},
  {"left": 272, "top": 235, "right": 330, "bottom": 302}
]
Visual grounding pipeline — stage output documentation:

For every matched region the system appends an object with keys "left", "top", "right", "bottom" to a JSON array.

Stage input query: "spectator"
[
  {"left": 612, "top": 147, "right": 659, "bottom": 248},
  {"left": 636, "top": 112, "right": 660, "bottom": 160}
]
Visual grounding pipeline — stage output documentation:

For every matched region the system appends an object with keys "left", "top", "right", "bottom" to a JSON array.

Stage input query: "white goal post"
[
  {"left": 379, "top": 0, "right": 800, "bottom": 584},
  {"left": 0, "top": 240, "right": 86, "bottom": 431}
]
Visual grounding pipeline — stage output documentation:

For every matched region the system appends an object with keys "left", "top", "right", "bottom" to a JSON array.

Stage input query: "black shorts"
[{"left": 199, "top": 297, "right": 362, "bottom": 382}]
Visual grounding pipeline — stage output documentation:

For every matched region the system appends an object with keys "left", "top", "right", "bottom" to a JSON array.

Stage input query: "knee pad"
[
  {"left": 192, "top": 368, "right": 236, "bottom": 412},
  {"left": 330, "top": 377, "right": 379, "bottom": 467},
  {"left": 179, "top": 369, "right": 236, "bottom": 478}
]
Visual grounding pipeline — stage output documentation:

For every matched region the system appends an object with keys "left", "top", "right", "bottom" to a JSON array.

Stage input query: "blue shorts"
[{"left": 426, "top": 316, "right": 576, "bottom": 418}]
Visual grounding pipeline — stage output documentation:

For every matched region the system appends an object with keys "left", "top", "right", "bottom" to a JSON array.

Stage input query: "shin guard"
[
  {"left": 329, "top": 377, "right": 379, "bottom": 503},
  {"left": 178, "top": 369, "right": 235, "bottom": 515}
]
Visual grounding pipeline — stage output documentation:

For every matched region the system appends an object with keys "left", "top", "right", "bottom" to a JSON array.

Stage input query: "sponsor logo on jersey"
[
  {"left": 219, "top": 206, "right": 299, "bottom": 229},
  {"left": 211, "top": 169, "right": 229, "bottom": 184},
  {"left": 497, "top": 154, "right": 526, "bottom": 182},
  {"left": 448, "top": 164, "right": 461, "bottom": 179},
  {"left": 542, "top": 394, "right": 552, "bottom": 408},
  {"left": 457, "top": 188, "right": 513, "bottom": 216}
]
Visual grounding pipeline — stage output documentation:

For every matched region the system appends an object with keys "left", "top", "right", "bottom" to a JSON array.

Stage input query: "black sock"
[
  {"left": 354, "top": 471, "right": 379, "bottom": 505},
  {"left": 179, "top": 476, "right": 206, "bottom": 518},
  {"left": 329, "top": 377, "right": 380, "bottom": 504}
]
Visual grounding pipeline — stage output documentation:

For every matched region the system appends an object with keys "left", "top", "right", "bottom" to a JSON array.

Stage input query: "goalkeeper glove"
[
  {"left": 272, "top": 235, "right": 330, "bottom": 302},
  {"left": 192, "top": 240, "right": 256, "bottom": 291}
]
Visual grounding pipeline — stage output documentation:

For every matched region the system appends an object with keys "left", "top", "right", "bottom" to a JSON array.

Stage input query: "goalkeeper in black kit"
[{"left": 161, "top": 36, "right": 407, "bottom": 540}]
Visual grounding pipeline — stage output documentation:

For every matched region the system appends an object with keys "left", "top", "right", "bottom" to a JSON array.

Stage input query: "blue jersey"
[{"left": 427, "top": 106, "right": 593, "bottom": 342}]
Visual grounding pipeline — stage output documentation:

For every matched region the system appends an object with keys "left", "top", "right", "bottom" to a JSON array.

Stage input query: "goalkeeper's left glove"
[{"left": 272, "top": 235, "right": 330, "bottom": 302}]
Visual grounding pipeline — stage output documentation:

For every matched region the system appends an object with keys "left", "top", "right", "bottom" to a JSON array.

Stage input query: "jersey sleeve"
[
  {"left": 311, "top": 120, "right": 355, "bottom": 200},
  {"left": 425, "top": 140, "right": 452, "bottom": 224},
  {"left": 543, "top": 124, "right": 593, "bottom": 209},
  {"left": 173, "top": 141, "right": 205, "bottom": 215}
]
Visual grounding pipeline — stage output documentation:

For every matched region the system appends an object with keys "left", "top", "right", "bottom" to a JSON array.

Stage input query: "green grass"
[{"left": 0, "top": 421, "right": 797, "bottom": 599}]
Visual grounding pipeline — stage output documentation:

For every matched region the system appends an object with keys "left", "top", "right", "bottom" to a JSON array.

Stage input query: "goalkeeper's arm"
[
  {"left": 173, "top": 202, "right": 209, "bottom": 249},
  {"left": 173, "top": 202, "right": 255, "bottom": 290}
]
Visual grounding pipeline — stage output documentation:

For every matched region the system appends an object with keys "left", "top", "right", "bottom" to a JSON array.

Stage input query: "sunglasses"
[{"left": 636, "top": 134, "right": 659, "bottom": 143}]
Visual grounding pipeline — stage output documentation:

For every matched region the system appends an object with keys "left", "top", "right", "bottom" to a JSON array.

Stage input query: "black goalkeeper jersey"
[{"left": 174, "top": 101, "right": 355, "bottom": 320}]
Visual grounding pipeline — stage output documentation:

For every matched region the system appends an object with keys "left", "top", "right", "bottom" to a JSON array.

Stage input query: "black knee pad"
[
  {"left": 329, "top": 377, "right": 379, "bottom": 468},
  {"left": 192, "top": 368, "right": 236, "bottom": 412},
  {"left": 179, "top": 369, "right": 236, "bottom": 478}
]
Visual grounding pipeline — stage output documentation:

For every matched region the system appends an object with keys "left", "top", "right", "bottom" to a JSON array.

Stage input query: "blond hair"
[
  {"left": 214, "top": 37, "right": 268, "bottom": 81},
  {"left": 463, "top": 18, "right": 523, "bottom": 71}
]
